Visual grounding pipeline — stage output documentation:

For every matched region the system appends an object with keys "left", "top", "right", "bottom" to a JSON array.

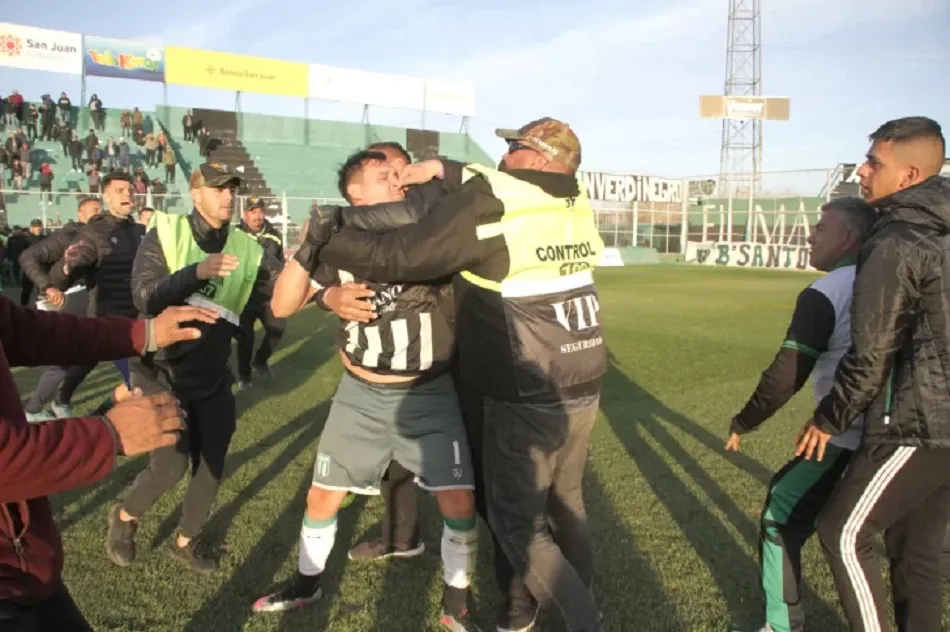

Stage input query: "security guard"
[
  {"left": 298, "top": 118, "right": 606, "bottom": 632},
  {"left": 106, "top": 162, "right": 280, "bottom": 573},
  {"left": 234, "top": 196, "right": 286, "bottom": 388}
]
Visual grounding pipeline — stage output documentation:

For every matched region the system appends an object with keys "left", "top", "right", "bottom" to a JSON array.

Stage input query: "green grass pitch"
[{"left": 11, "top": 266, "right": 950, "bottom": 631}]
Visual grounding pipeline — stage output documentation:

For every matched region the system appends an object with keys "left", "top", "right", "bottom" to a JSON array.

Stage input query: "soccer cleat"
[
  {"left": 347, "top": 536, "right": 425, "bottom": 561},
  {"left": 236, "top": 380, "right": 253, "bottom": 392},
  {"left": 105, "top": 504, "right": 137, "bottom": 567},
  {"left": 25, "top": 411, "right": 54, "bottom": 423},
  {"left": 252, "top": 573, "right": 323, "bottom": 613},
  {"left": 50, "top": 402, "right": 74, "bottom": 418},
  {"left": 441, "top": 608, "right": 483, "bottom": 632}
]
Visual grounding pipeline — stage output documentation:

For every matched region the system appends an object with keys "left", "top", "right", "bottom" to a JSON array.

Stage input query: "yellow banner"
[{"left": 164, "top": 46, "right": 308, "bottom": 97}]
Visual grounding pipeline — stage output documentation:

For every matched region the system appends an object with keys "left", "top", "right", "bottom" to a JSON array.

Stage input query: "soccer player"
[
  {"left": 725, "top": 197, "right": 876, "bottom": 632},
  {"left": 796, "top": 116, "right": 950, "bottom": 631},
  {"left": 255, "top": 150, "right": 480, "bottom": 632}
]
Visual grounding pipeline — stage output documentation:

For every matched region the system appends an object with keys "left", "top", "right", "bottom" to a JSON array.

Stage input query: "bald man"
[{"left": 793, "top": 116, "right": 950, "bottom": 632}]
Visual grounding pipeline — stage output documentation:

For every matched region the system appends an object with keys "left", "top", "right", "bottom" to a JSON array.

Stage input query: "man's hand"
[
  {"left": 151, "top": 305, "right": 218, "bottom": 347},
  {"left": 325, "top": 282, "right": 376, "bottom": 323},
  {"left": 725, "top": 432, "right": 741, "bottom": 452},
  {"left": 196, "top": 253, "right": 239, "bottom": 280},
  {"left": 62, "top": 240, "right": 97, "bottom": 274},
  {"left": 44, "top": 287, "right": 65, "bottom": 307},
  {"left": 795, "top": 420, "right": 833, "bottom": 461},
  {"left": 105, "top": 392, "right": 186, "bottom": 456},
  {"left": 394, "top": 160, "right": 443, "bottom": 187}
]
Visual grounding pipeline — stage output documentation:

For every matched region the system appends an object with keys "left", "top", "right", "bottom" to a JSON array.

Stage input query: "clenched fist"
[
  {"left": 105, "top": 392, "right": 186, "bottom": 457},
  {"left": 196, "top": 253, "right": 240, "bottom": 280}
]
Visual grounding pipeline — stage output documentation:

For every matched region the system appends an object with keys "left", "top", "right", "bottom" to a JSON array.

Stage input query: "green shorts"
[{"left": 312, "top": 371, "right": 475, "bottom": 495}]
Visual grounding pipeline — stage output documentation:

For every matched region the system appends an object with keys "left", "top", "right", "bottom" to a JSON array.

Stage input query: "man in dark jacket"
[
  {"left": 0, "top": 296, "right": 216, "bottom": 631},
  {"left": 299, "top": 119, "right": 606, "bottom": 632},
  {"left": 21, "top": 198, "right": 102, "bottom": 421},
  {"left": 105, "top": 162, "right": 281, "bottom": 573},
  {"left": 18, "top": 221, "right": 45, "bottom": 306},
  {"left": 795, "top": 116, "right": 950, "bottom": 632},
  {"left": 234, "top": 196, "right": 285, "bottom": 389},
  {"left": 48, "top": 172, "right": 144, "bottom": 395}
]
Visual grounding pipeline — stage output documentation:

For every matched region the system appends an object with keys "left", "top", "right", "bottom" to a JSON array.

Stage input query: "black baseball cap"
[
  {"left": 246, "top": 195, "right": 265, "bottom": 211},
  {"left": 189, "top": 161, "right": 243, "bottom": 189},
  {"left": 29, "top": 219, "right": 42, "bottom": 227}
]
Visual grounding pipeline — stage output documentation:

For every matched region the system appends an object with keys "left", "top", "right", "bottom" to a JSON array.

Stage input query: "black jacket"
[
  {"left": 815, "top": 176, "right": 950, "bottom": 447},
  {"left": 49, "top": 213, "right": 144, "bottom": 317},
  {"left": 19, "top": 221, "right": 83, "bottom": 290},
  {"left": 236, "top": 219, "right": 284, "bottom": 264},
  {"left": 132, "top": 209, "right": 281, "bottom": 400}
]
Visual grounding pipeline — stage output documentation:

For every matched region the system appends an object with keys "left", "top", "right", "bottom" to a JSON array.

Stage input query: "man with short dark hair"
[
  {"left": 795, "top": 116, "right": 950, "bottom": 632},
  {"left": 19, "top": 220, "right": 45, "bottom": 306},
  {"left": 726, "top": 197, "right": 876, "bottom": 632},
  {"left": 21, "top": 197, "right": 103, "bottom": 421},
  {"left": 234, "top": 196, "right": 286, "bottom": 389}
]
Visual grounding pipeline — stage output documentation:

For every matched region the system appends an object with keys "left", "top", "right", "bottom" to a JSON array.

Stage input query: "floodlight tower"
[{"left": 719, "top": 0, "right": 762, "bottom": 196}]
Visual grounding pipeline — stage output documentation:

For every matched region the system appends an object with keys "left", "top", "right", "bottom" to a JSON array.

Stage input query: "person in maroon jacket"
[{"left": 0, "top": 295, "right": 218, "bottom": 631}]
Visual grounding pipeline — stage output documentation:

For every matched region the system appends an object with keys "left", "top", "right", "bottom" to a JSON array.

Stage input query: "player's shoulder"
[{"left": 810, "top": 264, "right": 856, "bottom": 294}]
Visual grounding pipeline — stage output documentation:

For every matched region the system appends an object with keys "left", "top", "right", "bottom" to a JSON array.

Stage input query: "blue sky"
[{"left": 2, "top": 0, "right": 948, "bottom": 187}]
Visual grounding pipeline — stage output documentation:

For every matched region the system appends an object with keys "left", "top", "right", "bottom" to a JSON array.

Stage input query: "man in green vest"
[
  {"left": 297, "top": 118, "right": 607, "bottom": 632},
  {"left": 104, "top": 161, "right": 281, "bottom": 573}
]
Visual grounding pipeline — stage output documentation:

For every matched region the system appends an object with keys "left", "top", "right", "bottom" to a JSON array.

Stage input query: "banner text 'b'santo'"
[{"left": 164, "top": 46, "right": 308, "bottom": 97}]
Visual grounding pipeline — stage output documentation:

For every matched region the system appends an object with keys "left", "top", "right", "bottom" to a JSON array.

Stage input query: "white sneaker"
[
  {"left": 25, "top": 411, "right": 54, "bottom": 423},
  {"left": 50, "top": 402, "right": 74, "bottom": 418}
]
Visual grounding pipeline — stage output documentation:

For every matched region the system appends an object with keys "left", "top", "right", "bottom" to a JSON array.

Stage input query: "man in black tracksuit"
[
  {"left": 20, "top": 197, "right": 102, "bottom": 420},
  {"left": 19, "top": 220, "right": 46, "bottom": 306},
  {"left": 234, "top": 196, "right": 285, "bottom": 389},
  {"left": 795, "top": 116, "right": 950, "bottom": 632},
  {"left": 48, "top": 172, "right": 144, "bottom": 401},
  {"left": 104, "top": 163, "right": 281, "bottom": 573}
]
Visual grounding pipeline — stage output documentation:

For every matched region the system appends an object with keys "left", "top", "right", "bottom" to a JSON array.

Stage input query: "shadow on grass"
[{"left": 601, "top": 352, "right": 844, "bottom": 631}]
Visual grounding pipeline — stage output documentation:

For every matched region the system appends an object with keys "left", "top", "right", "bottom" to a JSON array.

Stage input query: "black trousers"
[
  {"left": 380, "top": 459, "right": 419, "bottom": 547},
  {"left": 817, "top": 444, "right": 950, "bottom": 632},
  {"left": 236, "top": 301, "right": 286, "bottom": 380},
  {"left": 122, "top": 380, "right": 237, "bottom": 538},
  {"left": 0, "top": 584, "right": 92, "bottom": 631},
  {"left": 459, "top": 382, "right": 601, "bottom": 631},
  {"left": 19, "top": 277, "right": 33, "bottom": 307}
]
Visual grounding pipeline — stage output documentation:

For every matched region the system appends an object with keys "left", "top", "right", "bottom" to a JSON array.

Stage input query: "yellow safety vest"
[{"left": 154, "top": 211, "right": 263, "bottom": 325}]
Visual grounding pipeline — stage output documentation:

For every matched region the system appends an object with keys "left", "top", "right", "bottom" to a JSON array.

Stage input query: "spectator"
[
  {"left": 38, "top": 163, "right": 53, "bottom": 204},
  {"left": 38, "top": 96, "right": 54, "bottom": 141},
  {"left": 132, "top": 173, "right": 148, "bottom": 211},
  {"left": 56, "top": 92, "right": 71, "bottom": 125},
  {"left": 69, "top": 134, "right": 84, "bottom": 172},
  {"left": 4, "top": 92, "right": 18, "bottom": 129},
  {"left": 84, "top": 128, "right": 98, "bottom": 158},
  {"left": 156, "top": 130, "right": 166, "bottom": 149},
  {"left": 144, "top": 132, "right": 159, "bottom": 168},
  {"left": 182, "top": 109, "right": 193, "bottom": 141},
  {"left": 88, "top": 94, "right": 104, "bottom": 131},
  {"left": 118, "top": 138, "right": 131, "bottom": 172},
  {"left": 58, "top": 121, "right": 72, "bottom": 158},
  {"left": 105, "top": 137, "right": 118, "bottom": 171},
  {"left": 150, "top": 178, "right": 166, "bottom": 211},
  {"left": 88, "top": 167, "right": 101, "bottom": 195},
  {"left": 10, "top": 158, "right": 24, "bottom": 191},
  {"left": 25, "top": 104, "right": 38, "bottom": 141},
  {"left": 162, "top": 145, "right": 176, "bottom": 184},
  {"left": 120, "top": 110, "right": 131, "bottom": 138},
  {"left": 132, "top": 107, "right": 144, "bottom": 130},
  {"left": 3, "top": 131, "right": 16, "bottom": 158},
  {"left": 19, "top": 144, "right": 30, "bottom": 186},
  {"left": 0, "top": 299, "right": 214, "bottom": 630}
]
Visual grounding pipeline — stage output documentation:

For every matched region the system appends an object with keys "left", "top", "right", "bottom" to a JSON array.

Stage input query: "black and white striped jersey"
[{"left": 313, "top": 265, "right": 455, "bottom": 376}]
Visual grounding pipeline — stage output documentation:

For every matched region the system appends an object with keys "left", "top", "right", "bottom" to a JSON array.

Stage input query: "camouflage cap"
[
  {"left": 245, "top": 195, "right": 265, "bottom": 211},
  {"left": 495, "top": 117, "right": 582, "bottom": 171},
  {"left": 189, "top": 161, "right": 243, "bottom": 190}
]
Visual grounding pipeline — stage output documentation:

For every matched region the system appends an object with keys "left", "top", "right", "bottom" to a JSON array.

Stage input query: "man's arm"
[
  {"left": 0, "top": 294, "right": 146, "bottom": 367},
  {"left": 271, "top": 259, "right": 336, "bottom": 318},
  {"left": 131, "top": 229, "right": 208, "bottom": 316},
  {"left": 814, "top": 232, "right": 918, "bottom": 433},
  {"left": 731, "top": 287, "right": 836, "bottom": 434},
  {"left": 340, "top": 200, "right": 429, "bottom": 232},
  {"left": 315, "top": 180, "right": 501, "bottom": 283},
  {"left": 0, "top": 415, "right": 117, "bottom": 503},
  {"left": 18, "top": 229, "right": 71, "bottom": 290}
]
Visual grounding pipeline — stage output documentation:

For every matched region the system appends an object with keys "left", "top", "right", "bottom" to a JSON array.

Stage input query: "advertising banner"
[
  {"left": 0, "top": 22, "right": 82, "bottom": 74},
  {"left": 424, "top": 79, "right": 476, "bottom": 117},
  {"left": 309, "top": 63, "right": 425, "bottom": 111},
  {"left": 165, "top": 46, "right": 308, "bottom": 97},
  {"left": 698, "top": 241, "right": 815, "bottom": 271},
  {"left": 580, "top": 171, "right": 683, "bottom": 205},
  {"left": 83, "top": 35, "right": 164, "bottom": 82}
]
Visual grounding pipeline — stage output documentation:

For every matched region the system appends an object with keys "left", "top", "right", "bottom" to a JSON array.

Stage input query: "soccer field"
[{"left": 14, "top": 266, "right": 950, "bottom": 631}]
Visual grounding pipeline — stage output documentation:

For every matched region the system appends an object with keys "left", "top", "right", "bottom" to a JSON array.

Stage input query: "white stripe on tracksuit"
[{"left": 839, "top": 445, "right": 917, "bottom": 632}]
